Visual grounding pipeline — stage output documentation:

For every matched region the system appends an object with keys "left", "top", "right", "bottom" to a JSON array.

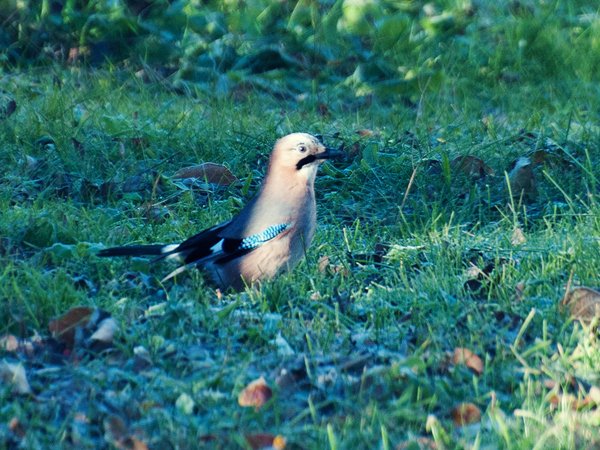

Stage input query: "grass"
[{"left": 2, "top": 8, "right": 600, "bottom": 449}]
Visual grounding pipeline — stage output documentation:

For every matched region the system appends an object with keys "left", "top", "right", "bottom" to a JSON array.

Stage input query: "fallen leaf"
[
  {"left": 238, "top": 376, "right": 272, "bottom": 410},
  {"left": 451, "top": 402, "right": 481, "bottom": 426},
  {"left": 175, "top": 393, "right": 195, "bottom": 415},
  {"left": 562, "top": 287, "right": 600, "bottom": 323},
  {"left": 0, "top": 360, "right": 31, "bottom": 394},
  {"left": 173, "top": 163, "right": 238, "bottom": 186},
  {"left": 547, "top": 391, "right": 597, "bottom": 411},
  {"left": 245, "top": 433, "right": 286, "bottom": 450},
  {"left": 508, "top": 157, "right": 536, "bottom": 199},
  {"left": 68, "top": 47, "right": 81, "bottom": 63},
  {"left": 0, "top": 334, "right": 19, "bottom": 352},
  {"left": 270, "top": 332, "right": 295, "bottom": 357},
  {"left": 356, "top": 129, "right": 374, "bottom": 137},
  {"left": 104, "top": 415, "right": 148, "bottom": 450},
  {"left": 529, "top": 148, "right": 569, "bottom": 167},
  {"left": 49, "top": 307, "right": 116, "bottom": 349},
  {"left": 515, "top": 281, "right": 526, "bottom": 302},
  {"left": 588, "top": 385, "right": 600, "bottom": 403},
  {"left": 318, "top": 255, "right": 348, "bottom": 275},
  {"left": 9, "top": 417, "right": 26, "bottom": 438},
  {"left": 511, "top": 227, "right": 526, "bottom": 246},
  {"left": 273, "top": 435, "right": 286, "bottom": 450},
  {"left": 48, "top": 306, "right": 94, "bottom": 347},
  {"left": 318, "top": 255, "right": 331, "bottom": 273},
  {"left": 451, "top": 156, "right": 494, "bottom": 179},
  {"left": 89, "top": 317, "right": 118, "bottom": 343},
  {"left": 452, "top": 348, "right": 484, "bottom": 375},
  {"left": 466, "top": 264, "right": 483, "bottom": 278}
]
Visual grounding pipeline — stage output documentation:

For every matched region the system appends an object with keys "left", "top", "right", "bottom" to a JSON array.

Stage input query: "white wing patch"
[{"left": 161, "top": 244, "right": 179, "bottom": 253}]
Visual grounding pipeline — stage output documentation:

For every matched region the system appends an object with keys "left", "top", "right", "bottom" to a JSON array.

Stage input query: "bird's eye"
[{"left": 298, "top": 145, "right": 307, "bottom": 153}]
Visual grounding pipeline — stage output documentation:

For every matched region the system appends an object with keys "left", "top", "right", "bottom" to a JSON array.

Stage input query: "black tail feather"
[{"left": 97, "top": 245, "right": 167, "bottom": 257}]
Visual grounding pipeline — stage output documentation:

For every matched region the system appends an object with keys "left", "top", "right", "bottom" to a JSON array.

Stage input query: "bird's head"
[{"left": 269, "top": 133, "right": 340, "bottom": 181}]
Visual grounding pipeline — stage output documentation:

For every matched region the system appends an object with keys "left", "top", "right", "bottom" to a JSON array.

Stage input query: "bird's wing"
[
  {"left": 158, "top": 221, "right": 232, "bottom": 263},
  {"left": 160, "top": 222, "right": 291, "bottom": 282}
]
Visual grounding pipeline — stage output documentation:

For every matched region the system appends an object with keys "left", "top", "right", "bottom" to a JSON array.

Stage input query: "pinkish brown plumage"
[{"left": 99, "top": 133, "right": 339, "bottom": 290}]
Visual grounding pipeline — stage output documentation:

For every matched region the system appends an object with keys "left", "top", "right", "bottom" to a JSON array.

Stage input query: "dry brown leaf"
[
  {"left": 529, "top": 147, "right": 569, "bottom": 167},
  {"left": 548, "top": 392, "right": 596, "bottom": 411},
  {"left": 466, "top": 264, "right": 484, "bottom": 279},
  {"left": 245, "top": 434, "right": 286, "bottom": 450},
  {"left": 172, "top": 162, "right": 238, "bottom": 186},
  {"left": 511, "top": 227, "right": 526, "bottom": 246},
  {"left": 452, "top": 348, "right": 484, "bottom": 375},
  {"left": 0, "top": 334, "right": 19, "bottom": 352},
  {"left": 238, "top": 376, "right": 272, "bottom": 410},
  {"left": 48, "top": 306, "right": 94, "bottom": 347},
  {"left": 272, "top": 435, "right": 286, "bottom": 450},
  {"left": 508, "top": 157, "right": 536, "bottom": 199},
  {"left": 451, "top": 402, "right": 481, "bottom": 426},
  {"left": 317, "top": 255, "right": 348, "bottom": 275},
  {"left": 515, "top": 281, "right": 526, "bottom": 302},
  {"left": 49, "top": 307, "right": 116, "bottom": 349},
  {"left": 356, "top": 129, "right": 374, "bottom": 137},
  {"left": 104, "top": 415, "right": 148, "bottom": 450},
  {"left": 451, "top": 156, "right": 494, "bottom": 179},
  {"left": 318, "top": 255, "right": 331, "bottom": 273},
  {"left": 122, "top": 437, "right": 148, "bottom": 450},
  {"left": 562, "top": 287, "right": 600, "bottom": 323},
  {"left": 0, "top": 360, "right": 31, "bottom": 394},
  {"left": 547, "top": 392, "right": 561, "bottom": 408},
  {"left": 9, "top": 417, "right": 26, "bottom": 438}
]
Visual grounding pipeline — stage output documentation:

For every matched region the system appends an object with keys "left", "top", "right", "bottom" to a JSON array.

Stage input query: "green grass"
[{"left": 2, "top": 6, "right": 600, "bottom": 449}]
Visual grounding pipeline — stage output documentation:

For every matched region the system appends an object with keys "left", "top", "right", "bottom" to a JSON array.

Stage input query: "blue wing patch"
[{"left": 239, "top": 223, "right": 290, "bottom": 250}]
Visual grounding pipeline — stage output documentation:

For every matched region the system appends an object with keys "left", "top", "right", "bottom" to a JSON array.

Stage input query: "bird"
[{"left": 98, "top": 133, "right": 340, "bottom": 290}]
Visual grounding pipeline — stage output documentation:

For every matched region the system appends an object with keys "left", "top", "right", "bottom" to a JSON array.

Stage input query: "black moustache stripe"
[{"left": 296, "top": 154, "right": 317, "bottom": 170}]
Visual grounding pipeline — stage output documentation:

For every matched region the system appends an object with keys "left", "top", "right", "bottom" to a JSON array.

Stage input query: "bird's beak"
[{"left": 315, "top": 147, "right": 344, "bottom": 161}]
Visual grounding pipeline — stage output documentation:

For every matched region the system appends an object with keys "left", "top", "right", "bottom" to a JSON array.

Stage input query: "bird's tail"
[{"left": 97, "top": 244, "right": 176, "bottom": 258}]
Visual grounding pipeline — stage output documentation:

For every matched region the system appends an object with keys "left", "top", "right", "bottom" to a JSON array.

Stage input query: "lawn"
[{"left": 2, "top": 1, "right": 600, "bottom": 449}]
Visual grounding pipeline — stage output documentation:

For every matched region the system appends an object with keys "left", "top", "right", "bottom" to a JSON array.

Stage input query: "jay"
[{"left": 98, "top": 133, "right": 339, "bottom": 290}]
